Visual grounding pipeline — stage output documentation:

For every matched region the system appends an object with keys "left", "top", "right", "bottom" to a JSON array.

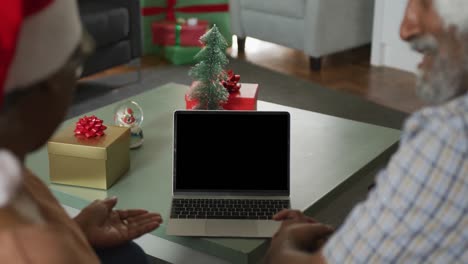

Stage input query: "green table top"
[{"left": 26, "top": 83, "right": 401, "bottom": 263}]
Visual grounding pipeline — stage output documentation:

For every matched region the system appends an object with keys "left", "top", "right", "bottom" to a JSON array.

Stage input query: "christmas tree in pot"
[{"left": 188, "top": 25, "right": 229, "bottom": 110}]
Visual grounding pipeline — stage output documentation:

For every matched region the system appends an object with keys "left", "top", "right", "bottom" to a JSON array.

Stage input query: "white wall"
[{"left": 371, "top": 0, "right": 421, "bottom": 73}]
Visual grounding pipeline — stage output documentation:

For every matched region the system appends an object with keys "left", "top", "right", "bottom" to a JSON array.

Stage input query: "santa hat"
[
  {"left": 0, "top": 0, "right": 81, "bottom": 207},
  {"left": 0, "top": 150, "right": 22, "bottom": 207},
  {"left": 0, "top": 0, "right": 82, "bottom": 105}
]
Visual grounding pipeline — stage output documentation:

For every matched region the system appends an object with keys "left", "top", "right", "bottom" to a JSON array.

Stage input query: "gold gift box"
[{"left": 47, "top": 124, "right": 130, "bottom": 189}]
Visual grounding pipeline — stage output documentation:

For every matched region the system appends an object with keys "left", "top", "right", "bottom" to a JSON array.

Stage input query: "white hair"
[{"left": 434, "top": 0, "right": 468, "bottom": 32}]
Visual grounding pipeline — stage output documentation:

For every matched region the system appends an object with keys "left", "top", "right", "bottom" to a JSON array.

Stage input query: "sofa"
[
  {"left": 78, "top": 0, "right": 142, "bottom": 77},
  {"left": 229, "top": 0, "right": 375, "bottom": 70}
]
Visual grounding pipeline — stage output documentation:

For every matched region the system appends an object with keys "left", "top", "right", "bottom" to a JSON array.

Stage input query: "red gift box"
[
  {"left": 152, "top": 20, "right": 209, "bottom": 47},
  {"left": 185, "top": 83, "right": 259, "bottom": 110}
]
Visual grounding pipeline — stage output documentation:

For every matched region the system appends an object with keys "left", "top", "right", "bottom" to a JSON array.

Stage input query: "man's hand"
[
  {"left": 74, "top": 196, "right": 162, "bottom": 248},
  {"left": 264, "top": 209, "right": 334, "bottom": 264},
  {"left": 272, "top": 209, "right": 317, "bottom": 224}
]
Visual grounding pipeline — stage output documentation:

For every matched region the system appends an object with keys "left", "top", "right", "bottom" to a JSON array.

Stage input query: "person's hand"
[
  {"left": 74, "top": 196, "right": 162, "bottom": 248},
  {"left": 272, "top": 209, "right": 317, "bottom": 225},
  {"left": 272, "top": 209, "right": 334, "bottom": 250},
  {"left": 265, "top": 222, "right": 333, "bottom": 264},
  {"left": 263, "top": 209, "right": 334, "bottom": 264}
]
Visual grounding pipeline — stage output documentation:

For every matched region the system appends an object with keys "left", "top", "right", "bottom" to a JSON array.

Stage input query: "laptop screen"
[{"left": 173, "top": 110, "right": 290, "bottom": 195}]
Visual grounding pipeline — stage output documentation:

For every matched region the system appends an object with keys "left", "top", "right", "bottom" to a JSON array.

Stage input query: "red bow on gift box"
[
  {"left": 222, "top": 70, "right": 241, "bottom": 93},
  {"left": 74, "top": 115, "right": 107, "bottom": 138}
]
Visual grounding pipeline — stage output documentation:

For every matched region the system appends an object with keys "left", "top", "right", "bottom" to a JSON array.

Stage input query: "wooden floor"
[{"left": 88, "top": 37, "right": 425, "bottom": 114}]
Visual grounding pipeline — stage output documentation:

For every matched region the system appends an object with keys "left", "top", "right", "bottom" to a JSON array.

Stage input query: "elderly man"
[
  {"left": 0, "top": 1, "right": 161, "bottom": 263},
  {"left": 265, "top": 0, "right": 468, "bottom": 263}
]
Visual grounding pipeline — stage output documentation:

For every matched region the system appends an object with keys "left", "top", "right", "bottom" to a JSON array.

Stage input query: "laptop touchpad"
[{"left": 205, "top": 220, "right": 258, "bottom": 237}]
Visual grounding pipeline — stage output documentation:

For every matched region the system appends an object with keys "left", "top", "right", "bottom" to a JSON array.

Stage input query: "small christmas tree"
[{"left": 189, "top": 25, "right": 229, "bottom": 109}]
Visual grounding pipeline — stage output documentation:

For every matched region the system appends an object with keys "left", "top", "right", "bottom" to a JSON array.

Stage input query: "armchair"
[
  {"left": 78, "top": 0, "right": 142, "bottom": 77},
  {"left": 229, "top": 0, "right": 375, "bottom": 71}
]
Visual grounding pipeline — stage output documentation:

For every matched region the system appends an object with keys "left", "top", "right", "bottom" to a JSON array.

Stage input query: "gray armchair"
[
  {"left": 79, "top": 0, "right": 142, "bottom": 77},
  {"left": 229, "top": 0, "right": 375, "bottom": 70}
]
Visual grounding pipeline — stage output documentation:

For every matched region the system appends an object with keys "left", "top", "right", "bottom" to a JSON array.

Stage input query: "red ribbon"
[
  {"left": 142, "top": 0, "right": 229, "bottom": 21},
  {"left": 222, "top": 70, "right": 241, "bottom": 93},
  {"left": 74, "top": 115, "right": 107, "bottom": 138}
]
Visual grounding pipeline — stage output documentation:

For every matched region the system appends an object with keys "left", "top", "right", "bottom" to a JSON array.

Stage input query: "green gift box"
[
  {"left": 163, "top": 46, "right": 202, "bottom": 65},
  {"left": 140, "top": 0, "right": 231, "bottom": 56}
]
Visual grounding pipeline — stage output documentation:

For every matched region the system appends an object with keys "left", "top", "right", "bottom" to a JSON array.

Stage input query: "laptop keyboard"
[{"left": 170, "top": 199, "right": 290, "bottom": 220}]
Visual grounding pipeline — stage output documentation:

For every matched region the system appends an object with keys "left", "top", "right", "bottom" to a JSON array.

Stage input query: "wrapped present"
[
  {"left": 186, "top": 83, "right": 259, "bottom": 110},
  {"left": 152, "top": 19, "right": 209, "bottom": 47},
  {"left": 164, "top": 46, "right": 202, "bottom": 65},
  {"left": 141, "top": 0, "right": 231, "bottom": 55},
  {"left": 186, "top": 71, "right": 259, "bottom": 110},
  {"left": 47, "top": 116, "right": 130, "bottom": 190}
]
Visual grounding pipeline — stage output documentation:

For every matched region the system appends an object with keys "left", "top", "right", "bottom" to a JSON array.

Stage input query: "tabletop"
[{"left": 26, "top": 83, "right": 401, "bottom": 263}]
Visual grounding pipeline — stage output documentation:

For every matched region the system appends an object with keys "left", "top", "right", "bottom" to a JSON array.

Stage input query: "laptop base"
[{"left": 167, "top": 219, "right": 281, "bottom": 238}]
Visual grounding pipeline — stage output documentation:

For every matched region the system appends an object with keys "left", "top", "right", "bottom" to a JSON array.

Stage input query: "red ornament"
[
  {"left": 74, "top": 115, "right": 107, "bottom": 138},
  {"left": 222, "top": 70, "right": 241, "bottom": 93}
]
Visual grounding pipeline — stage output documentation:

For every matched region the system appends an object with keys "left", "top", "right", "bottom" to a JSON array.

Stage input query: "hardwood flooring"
[
  {"left": 230, "top": 37, "right": 425, "bottom": 113},
  {"left": 85, "top": 36, "right": 425, "bottom": 114}
]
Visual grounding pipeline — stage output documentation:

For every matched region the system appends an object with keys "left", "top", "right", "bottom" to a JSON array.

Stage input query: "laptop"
[{"left": 167, "top": 110, "right": 291, "bottom": 238}]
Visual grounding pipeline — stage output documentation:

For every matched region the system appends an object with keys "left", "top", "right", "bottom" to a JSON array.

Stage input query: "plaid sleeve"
[{"left": 322, "top": 114, "right": 468, "bottom": 263}]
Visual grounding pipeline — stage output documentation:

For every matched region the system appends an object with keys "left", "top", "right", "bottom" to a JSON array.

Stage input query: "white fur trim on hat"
[
  {"left": 434, "top": 0, "right": 468, "bottom": 32},
  {"left": 4, "top": 0, "right": 82, "bottom": 92},
  {"left": 0, "top": 150, "right": 22, "bottom": 207}
]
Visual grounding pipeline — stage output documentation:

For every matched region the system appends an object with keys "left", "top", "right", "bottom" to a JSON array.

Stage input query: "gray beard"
[{"left": 416, "top": 56, "right": 467, "bottom": 105}]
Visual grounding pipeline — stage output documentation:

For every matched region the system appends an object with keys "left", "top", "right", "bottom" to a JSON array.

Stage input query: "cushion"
[
  {"left": 79, "top": 2, "right": 129, "bottom": 49},
  {"left": 240, "top": 0, "right": 305, "bottom": 19},
  {"left": 241, "top": 10, "right": 305, "bottom": 51}
]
